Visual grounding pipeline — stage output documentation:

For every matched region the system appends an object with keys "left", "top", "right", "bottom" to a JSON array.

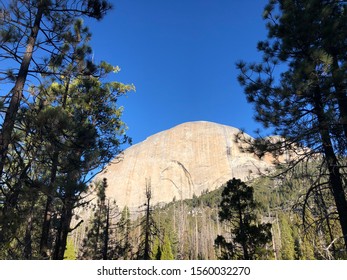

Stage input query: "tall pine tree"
[
  {"left": 236, "top": 0, "right": 347, "bottom": 252},
  {"left": 215, "top": 178, "right": 272, "bottom": 260},
  {"left": 0, "top": 0, "right": 112, "bottom": 182},
  {"left": 0, "top": 3, "right": 133, "bottom": 258}
]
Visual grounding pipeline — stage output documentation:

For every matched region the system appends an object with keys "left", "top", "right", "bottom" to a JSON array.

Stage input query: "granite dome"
[{"left": 96, "top": 121, "right": 274, "bottom": 209}]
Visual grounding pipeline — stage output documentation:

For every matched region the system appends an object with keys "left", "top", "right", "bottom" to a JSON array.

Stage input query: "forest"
[
  {"left": 71, "top": 163, "right": 346, "bottom": 260},
  {"left": 0, "top": 0, "right": 346, "bottom": 260}
]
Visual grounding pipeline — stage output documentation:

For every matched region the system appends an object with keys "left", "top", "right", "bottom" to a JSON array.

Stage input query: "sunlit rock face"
[{"left": 96, "top": 121, "right": 274, "bottom": 209}]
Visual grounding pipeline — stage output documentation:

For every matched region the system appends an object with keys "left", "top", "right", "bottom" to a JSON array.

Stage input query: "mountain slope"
[{"left": 96, "top": 121, "right": 275, "bottom": 209}]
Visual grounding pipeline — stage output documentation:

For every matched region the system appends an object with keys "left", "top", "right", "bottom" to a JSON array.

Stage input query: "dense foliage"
[
  {"left": 75, "top": 163, "right": 345, "bottom": 259},
  {"left": 215, "top": 179, "right": 272, "bottom": 260},
  {"left": 236, "top": 0, "right": 347, "bottom": 251},
  {"left": 0, "top": 0, "right": 133, "bottom": 259},
  {"left": 1, "top": 0, "right": 345, "bottom": 260}
]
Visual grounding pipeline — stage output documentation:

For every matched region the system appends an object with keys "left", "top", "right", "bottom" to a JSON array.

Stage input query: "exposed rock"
[{"left": 95, "top": 121, "right": 275, "bottom": 209}]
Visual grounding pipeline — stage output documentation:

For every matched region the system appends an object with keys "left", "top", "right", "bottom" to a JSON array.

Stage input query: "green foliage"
[
  {"left": 278, "top": 214, "right": 295, "bottom": 259},
  {"left": 64, "top": 237, "right": 76, "bottom": 260},
  {"left": 237, "top": 0, "right": 347, "bottom": 252},
  {"left": 79, "top": 179, "right": 119, "bottom": 260},
  {"left": 72, "top": 161, "right": 345, "bottom": 260},
  {"left": 137, "top": 183, "right": 159, "bottom": 260},
  {"left": 152, "top": 233, "right": 174, "bottom": 260},
  {"left": 161, "top": 233, "right": 174, "bottom": 260},
  {"left": 115, "top": 206, "right": 133, "bottom": 260},
  {"left": 0, "top": 0, "right": 133, "bottom": 260},
  {"left": 215, "top": 178, "right": 272, "bottom": 260}
]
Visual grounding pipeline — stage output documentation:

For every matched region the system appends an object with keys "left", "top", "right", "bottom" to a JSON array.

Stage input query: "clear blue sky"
[{"left": 88, "top": 0, "right": 270, "bottom": 145}]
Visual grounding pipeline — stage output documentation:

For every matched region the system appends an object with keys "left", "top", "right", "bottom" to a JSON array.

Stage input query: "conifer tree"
[
  {"left": 115, "top": 206, "right": 133, "bottom": 259},
  {"left": 79, "top": 178, "right": 118, "bottom": 260},
  {"left": 215, "top": 178, "right": 272, "bottom": 260},
  {"left": 137, "top": 180, "right": 159, "bottom": 260},
  {"left": 0, "top": 29, "right": 133, "bottom": 256},
  {"left": 161, "top": 233, "right": 174, "bottom": 260},
  {"left": 278, "top": 214, "right": 295, "bottom": 259},
  {"left": 0, "top": 0, "right": 112, "bottom": 182},
  {"left": 236, "top": 0, "right": 347, "bottom": 251},
  {"left": 0, "top": 1, "right": 135, "bottom": 259}
]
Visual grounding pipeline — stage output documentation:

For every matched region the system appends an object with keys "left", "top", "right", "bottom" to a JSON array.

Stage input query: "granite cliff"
[{"left": 95, "top": 121, "right": 276, "bottom": 209}]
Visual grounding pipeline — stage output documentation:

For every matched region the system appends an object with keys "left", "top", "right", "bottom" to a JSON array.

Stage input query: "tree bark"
[
  {"left": 102, "top": 200, "right": 110, "bottom": 260},
  {"left": 313, "top": 87, "right": 347, "bottom": 251},
  {"left": 39, "top": 196, "right": 53, "bottom": 258},
  {"left": 23, "top": 203, "right": 35, "bottom": 259},
  {"left": 0, "top": 4, "right": 45, "bottom": 179},
  {"left": 143, "top": 193, "right": 151, "bottom": 260},
  {"left": 40, "top": 151, "right": 59, "bottom": 258},
  {"left": 53, "top": 200, "right": 74, "bottom": 260},
  {"left": 331, "top": 56, "right": 347, "bottom": 141},
  {"left": 238, "top": 207, "right": 250, "bottom": 260}
]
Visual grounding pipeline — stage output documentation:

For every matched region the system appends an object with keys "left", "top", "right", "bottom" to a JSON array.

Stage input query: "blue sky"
[{"left": 88, "top": 0, "right": 270, "bottom": 144}]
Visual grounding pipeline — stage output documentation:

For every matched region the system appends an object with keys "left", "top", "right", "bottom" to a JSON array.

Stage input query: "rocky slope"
[{"left": 95, "top": 121, "right": 276, "bottom": 209}]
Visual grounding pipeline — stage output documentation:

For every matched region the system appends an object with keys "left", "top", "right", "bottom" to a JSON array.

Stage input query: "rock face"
[{"left": 96, "top": 121, "right": 274, "bottom": 209}]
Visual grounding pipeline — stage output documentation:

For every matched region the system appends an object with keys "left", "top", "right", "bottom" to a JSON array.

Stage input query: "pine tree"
[
  {"left": 236, "top": 0, "right": 347, "bottom": 251},
  {"left": 0, "top": 0, "right": 135, "bottom": 259},
  {"left": 0, "top": 0, "right": 112, "bottom": 184},
  {"left": 115, "top": 206, "right": 133, "bottom": 259},
  {"left": 79, "top": 178, "right": 118, "bottom": 260},
  {"left": 215, "top": 178, "right": 272, "bottom": 260},
  {"left": 137, "top": 180, "right": 159, "bottom": 260},
  {"left": 34, "top": 39, "right": 132, "bottom": 258},
  {"left": 161, "top": 233, "right": 174, "bottom": 260},
  {"left": 278, "top": 214, "right": 295, "bottom": 259}
]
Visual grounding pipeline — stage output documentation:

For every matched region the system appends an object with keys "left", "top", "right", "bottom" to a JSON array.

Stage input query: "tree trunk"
[
  {"left": 313, "top": 88, "right": 347, "bottom": 251},
  {"left": 40, "top": 151, "right": 59, "bottom": 258},
  {"left": 0, "top": 4, "right": 45, "bottom": 179},
  {"left": 317, "top": 188, "right": 337, "bottom": 258},
  {"left": 331, "top": 56, "right": 347, "bottom": 140},
  {"left": 23, "top": 202, "right": 35, "bottom": 260},
  {"left": 144, "top": 196, "right": 151, "bottom": 260},
  {"left": 102, "top": 200, "right": 110, "bottom": 260},
  {"left": 39, "top": 196, "right": 53, "bottom": 259},
  {"left": 53, "top": 200, "right": 74, "bottom": 260},
  {"left": 238, "top": 208, "right": 250, "bottom": 260}
]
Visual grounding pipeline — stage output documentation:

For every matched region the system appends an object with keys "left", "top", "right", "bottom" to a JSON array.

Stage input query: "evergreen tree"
[
  {"left": 0, "top": 0, "right": 112, "bottom": 184},
  {"left": 161, "top": 233, "right": 174, "bottom": 260},
  {"left": 115, "top": 206, "right": 133, "bottom": 259},
  {"left": 278, "top": 214, "right": 295, "bottom": 259},
  {"left": 215, "top": 178, "right": 272, "bottom": 260},
  {"left": 137, "top": 180, "right": 159, "bottom": 260},
  {"left": 34, "top": 30, "right": 132, "bottom": 258},
  {"left": 1, "top": 51, "right": 132, "bottom": 259},
  {"left": 152, "top": 232, "right": 174, "bottom": 260},
  {"left": 79, "top": 178, "right": 118, "bottom": 260},
  {"left": 236, "top": 0, "right": 347, "bottom": 251},
  {"left": 0, "top": 0, "right": 134, "bottom": 259}
]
